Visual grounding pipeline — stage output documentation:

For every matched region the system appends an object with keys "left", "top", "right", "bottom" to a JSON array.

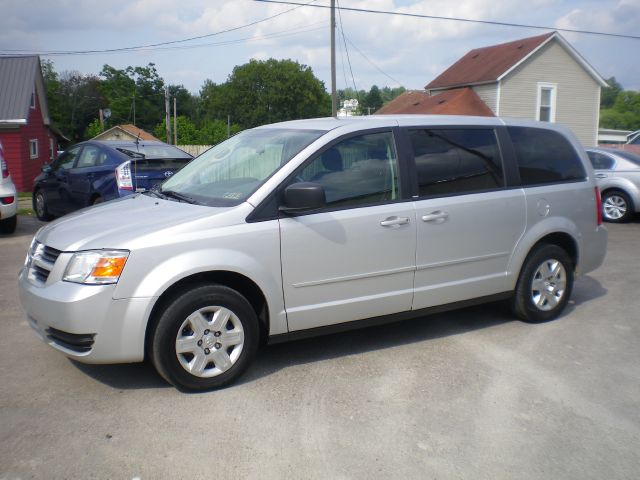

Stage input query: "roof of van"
[{"left": 259, "top": 115, "right": 569, "bottom": 132}]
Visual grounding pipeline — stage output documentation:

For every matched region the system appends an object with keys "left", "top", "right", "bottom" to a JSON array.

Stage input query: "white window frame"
[
  {"left": 536, "top": 82, "right": 557, "bottom": 122},
  {"left": 29, "top": 139, "right": 39, "bottom": 159},
  {"left": 49, "top": 137, "right": 55, "bottom": 160},
  {"left": 30, "top": 90, "right": 36, "bottom": 109}
]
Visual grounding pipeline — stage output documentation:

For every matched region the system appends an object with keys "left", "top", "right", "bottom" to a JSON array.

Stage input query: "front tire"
[
  {"left": 34, "top": 190, "right": 53, "bottom": 221},
  {"left": 150, "top": 285, "right": 259, "bottom": 391},
  {"left": 602, "top": 190, "right": 632, "bottom": 223},
  {"left": 511, "top": 244, "right": 574, "bottom": 323}
]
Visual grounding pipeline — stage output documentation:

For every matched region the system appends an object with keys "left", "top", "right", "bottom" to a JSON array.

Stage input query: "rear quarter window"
[{"left": 508, "top": 127, "right": 586, "bottom": 185}]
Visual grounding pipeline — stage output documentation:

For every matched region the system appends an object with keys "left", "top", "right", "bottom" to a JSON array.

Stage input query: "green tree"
[
  {"left": 99, "top": 63, "right": 165, "bottom": 133},
  {"left": 207, "top": 58, "right": 331, "bottom": 128},
  {"left": 601, "top": 77, "right": 623, "bottom": 109},
  {"left": 84, "top": 118, "right": 103, "bottom": 138},
  {"left": 600, "top": 90, "right": 640, "bottom": 130},
  {"left": 362, "top": 85, "right": 383, "bottom": 113}
]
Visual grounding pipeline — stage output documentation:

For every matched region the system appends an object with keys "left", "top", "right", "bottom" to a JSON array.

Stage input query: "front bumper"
[{"left": 18, "top": 267, "right": 155, "bottom": 364}]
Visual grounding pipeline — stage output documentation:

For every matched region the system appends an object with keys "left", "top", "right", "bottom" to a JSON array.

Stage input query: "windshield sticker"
[{"left": 223, "top": 192, "right": 243, "bottom": 199}]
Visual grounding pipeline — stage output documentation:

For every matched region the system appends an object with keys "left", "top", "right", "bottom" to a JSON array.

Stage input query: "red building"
[{"left": 0, "top": 56, "right": 66, "bottom": 192}]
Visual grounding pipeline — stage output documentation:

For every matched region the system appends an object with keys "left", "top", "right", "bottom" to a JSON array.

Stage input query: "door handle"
[
  {"left": 421, "top": 211, "right": 449, "bottom": 222},
  {"left": 595, "top": 173, "right": 607, "bottom": 179},
  {"left": 380, "top": 216, "right": 410, "bottom": 227}
]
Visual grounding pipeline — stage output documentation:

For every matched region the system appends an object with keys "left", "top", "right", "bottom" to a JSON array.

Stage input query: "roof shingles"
[
  {"left": 425, "top": 32, "right": 554, "bottom": 90},
  {"left": 376, "top": 88, "right": 495, "bottom": 117}
]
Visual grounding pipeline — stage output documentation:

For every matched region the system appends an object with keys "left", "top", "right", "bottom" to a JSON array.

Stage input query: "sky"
[{"left": 0, "top": 0, "right": 638, "bottom": 95}]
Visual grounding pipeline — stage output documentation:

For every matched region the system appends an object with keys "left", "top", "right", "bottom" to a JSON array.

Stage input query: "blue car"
[{"left": 33, "top": 140, "right": 193, "bottom": 221}]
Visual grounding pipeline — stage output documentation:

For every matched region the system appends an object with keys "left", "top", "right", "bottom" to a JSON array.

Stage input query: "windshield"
[{"left": 159, "top": 128, "right": 324, "bottom": 206}]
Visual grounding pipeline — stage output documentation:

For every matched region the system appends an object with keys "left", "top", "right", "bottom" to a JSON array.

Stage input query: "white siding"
[
  {"left": 472, "top": 84, "right": 499, "bottom": 114},
  {"left": 499, "top": 41, "right": 600, "bottom": 146}
]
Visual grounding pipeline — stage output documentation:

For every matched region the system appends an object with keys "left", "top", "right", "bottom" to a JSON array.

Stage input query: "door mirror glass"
[{"left": 280, "top": 182, "right": 326, "bottom": 213}]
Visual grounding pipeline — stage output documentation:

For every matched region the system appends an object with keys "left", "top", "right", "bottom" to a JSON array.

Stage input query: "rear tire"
[
  {"left": 511, "top": 244, "right": 574, "bottom": 323},
  {"left": 34, "top": 190, "right": 53, "bottom": 221},
  {"left": 150, "top": 284, "right": 259, "bottom": 391},
  {"left": 0, "top": 215, "right": 16, "bottom": 234},
  {"left": 602, "top": 190, "right": 632, "bottom": 223}
]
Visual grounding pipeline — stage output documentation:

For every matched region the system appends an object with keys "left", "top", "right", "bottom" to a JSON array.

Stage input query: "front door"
[
  {"left": 280, "top": 131, "right": 417, "bottom": 331},
  {"left": 42, "top": 146, "right": 81, "bottom": 215}
]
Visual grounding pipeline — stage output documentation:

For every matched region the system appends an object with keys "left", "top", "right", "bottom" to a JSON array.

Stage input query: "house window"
[
  {"left": 537, "top": 83, "right": 557, "bottom": 122},
  {"left": 30, "top": 91, "right": 36, "bottom": 109},
  {"left": 29, "top": 139, "right": 39, "bottom": 159},
  {"left": 49, "top": 138, "right": 55, "bottom": 160}
]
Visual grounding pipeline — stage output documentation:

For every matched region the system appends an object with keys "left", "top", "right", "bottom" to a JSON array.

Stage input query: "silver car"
[
  {"left": 0, "top": 140, "right": 18, "bottom": 234},
  {"left": 586, "top": 147, "right": 640, "bottom": 222},
  {"left": 18, "top": 116, "right": 607, "bottom": 391}
]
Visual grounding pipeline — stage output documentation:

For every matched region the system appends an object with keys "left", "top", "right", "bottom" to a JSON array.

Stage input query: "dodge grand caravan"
[{"left": 18, "top": 116, "right": 607, "bottom": 391}]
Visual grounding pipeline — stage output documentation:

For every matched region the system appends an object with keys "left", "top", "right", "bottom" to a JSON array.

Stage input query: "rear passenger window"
[
  {"left": 409, "top": 129, "right": 504, "bottom": 197},
  {"left": 587, "top": 151, "right": 615, "bottom": 170},
  {"left": 508, "top": 127, "right": 586, "bottom": 185}
]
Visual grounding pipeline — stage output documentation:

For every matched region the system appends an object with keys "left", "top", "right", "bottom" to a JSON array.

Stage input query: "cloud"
[{"left": 555, "top": 0, "right": 640, "bottom": 35}]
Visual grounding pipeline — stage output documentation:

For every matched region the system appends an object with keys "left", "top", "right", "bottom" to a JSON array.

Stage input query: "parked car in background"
[
  {"left": 586, "top": 147, "right": 640, "bottom": 222},
  {"left": 19, "top": 116, "right": 607, "bottom": 391},
  {"left": 0, "top": 140, "right": 17, "bottom": 234},
  {"left": 32, "top": 140, "right": 193, "bottom": 221}
]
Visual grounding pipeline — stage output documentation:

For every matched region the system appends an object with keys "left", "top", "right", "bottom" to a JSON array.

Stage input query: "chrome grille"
[{"left": 27, "top": 242, "right": 62, "bottom": 285}]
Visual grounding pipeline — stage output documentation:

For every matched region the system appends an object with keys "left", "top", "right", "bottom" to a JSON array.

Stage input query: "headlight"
[{"left": 63, "top": 250, "right": 129, "bottom": 285}]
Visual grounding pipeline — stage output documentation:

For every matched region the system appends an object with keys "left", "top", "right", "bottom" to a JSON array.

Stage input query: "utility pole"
[
  {"left": 227, "top": 115, "right": 231, "bottom": 138},
  {"left": 173, "top": 96, "right": 177, "bottom": 145},
  {"left": 165, "top": 86, "right": 171, "bottom": 144},
  {"left": 331, "top": 0, "right": 337, "bottom": 118},
  {"left": 133, "top": 90, "right": 136, "bottom": 125}
]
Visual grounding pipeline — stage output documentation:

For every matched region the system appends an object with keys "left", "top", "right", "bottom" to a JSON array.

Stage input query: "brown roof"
[
  {"left": 426, "top": 32, "right": 555, "bottom": 90},
  {"left": 376, "top": 88, "right": 495, "bottom": 117},
  {"left": 116, "top": 124, "right": 160, "bottom": 141},
  {"left": 93, "top": 124, "right": 160, "bottom": 142}
]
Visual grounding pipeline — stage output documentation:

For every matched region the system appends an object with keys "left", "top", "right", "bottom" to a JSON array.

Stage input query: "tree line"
[
  {"left": 599, "top": 77, "right": 640, "bottom": 132},
  {"left": 42, "top": 59, "right": 405, "bottom": 146}
]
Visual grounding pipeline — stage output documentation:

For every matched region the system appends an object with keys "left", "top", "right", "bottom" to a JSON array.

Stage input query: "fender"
[{"left": 113, "top": 221, "right": 288, "bottom": 336}]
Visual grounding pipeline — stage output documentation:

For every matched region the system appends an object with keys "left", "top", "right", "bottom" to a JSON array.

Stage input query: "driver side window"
[
  {"left": 52, "top": 147, "right": 80, "bottom": 170},
  {"left": 297, "top": 131, "right": 400, "bottom": 208}
]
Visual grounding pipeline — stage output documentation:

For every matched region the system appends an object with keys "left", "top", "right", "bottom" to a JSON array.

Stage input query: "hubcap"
[
  {"left": 530, "top": 258, "right": 566, "bottom": 311},
  {"left": 603, "top": 195, "right": 627, "bottom": 220},
  {"left": 36, "top": 193, "right": 45, "bottom": 217},
  {"left": 175, "top": 306, "right": 245, "bottom": 378}
]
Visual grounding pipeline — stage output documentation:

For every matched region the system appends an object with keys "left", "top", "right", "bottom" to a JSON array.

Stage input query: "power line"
[
  {"left": 253, "top": 0, "right": 640, "bottom": 40},
  {"left": 0, "top": 0, "right": 320, "bottom": 56},
  {"left": 344, "top": 35, "right": 402, "bottom": 87},
  {"left": 336, "top": 0, "right": 358, "bottom": 96}
]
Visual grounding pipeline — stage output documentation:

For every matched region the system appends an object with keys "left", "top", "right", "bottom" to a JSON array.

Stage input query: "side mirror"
[
  {"left": 41, "top": 164, "right": 52, "bottom": 174},
  {"left": 279, "top": 182, "right": 326, "bottom": 214}
]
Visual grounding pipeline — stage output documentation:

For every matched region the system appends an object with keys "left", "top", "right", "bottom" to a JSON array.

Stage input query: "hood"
[{"left": 36, "top": 193, "right": 253, "bottom": 252}]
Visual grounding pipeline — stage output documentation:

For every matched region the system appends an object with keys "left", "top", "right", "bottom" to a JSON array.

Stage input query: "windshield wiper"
[
  {"left": 143, "top": 188, "right": 166, "bottom": 200},
  {"left": 161, "top": 190, "right": 199, "bottom": 204}
]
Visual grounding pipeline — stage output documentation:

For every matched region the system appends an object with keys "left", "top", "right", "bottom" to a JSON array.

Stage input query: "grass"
[{"left": 17, "top": 192, "right": 34, "bottom": 215}]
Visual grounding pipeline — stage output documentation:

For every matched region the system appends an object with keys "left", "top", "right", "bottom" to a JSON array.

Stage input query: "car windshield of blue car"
[{"left": 159, "top": 128, "right": 324, "bottom": 206}]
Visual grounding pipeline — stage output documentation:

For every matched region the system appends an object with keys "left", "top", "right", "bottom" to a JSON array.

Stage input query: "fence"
[{"left": 177, "top": 145, "right": 213, "bottom": 157}]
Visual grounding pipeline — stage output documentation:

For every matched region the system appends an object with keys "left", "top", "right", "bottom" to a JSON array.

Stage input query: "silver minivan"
[{"left": 18, "top": 116, "right": 607, "bottom": 391}]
